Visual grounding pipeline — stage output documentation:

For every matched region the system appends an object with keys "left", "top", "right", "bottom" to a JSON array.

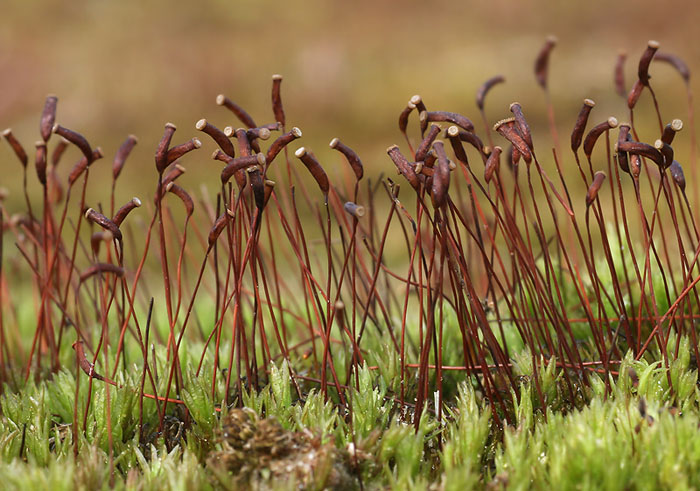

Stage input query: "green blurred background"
[{"left": 2, "top": 0, "right": 700, "bottom": 205}]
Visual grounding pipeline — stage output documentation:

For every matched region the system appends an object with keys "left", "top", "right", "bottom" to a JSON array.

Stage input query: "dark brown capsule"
[
  {"left": 35, "top": 142, "right": 47, "bottom": 186},
  {"left": 68, "top": 148, "right": 104, "bottom": 186},
  {"left": 40, "top": 95, "right": 58, "bottom": 143},
  {"left": 661, "top": 119, "right": 683, "bottom": 145},
  {"left": 423, "top": 150, "right": 437, "bottom": 169},
  {"left": 654, "top": 52, "right": 690, "bottom": 83},
  {"left": 582, "top": 117, "right": 618, "bottom": 158},
  {"left": 445, "top": 126, "right": 469, "bottom": 166},
  {"left": 196, "top": 119, "right": 235, "bottom": 157},
  {"left": 166, "top": 182, "right": 194, "bottom": 217},
  {"left": 112, "top": 135, "right": 138, "bottom": 180},
  {"left": 571, "top": 99, "right": 596, "bottom": 153},
  {"left": 494, "top": 118, "right": 532, "bottom": 163},
  {"left": 387, "top": 145, "right": 420, "bottom": 190},
  {"left": 263, "top": 179, "right": 276, "bottom": 208},
  {"left": 585, "top": 171, "right": 606, "bottom": 207},
  {"left": 271, "top": 74, "right": 286, "bottom": 127},
  {"left": 216, "top": 94, "right": 257, "bottom": 129},
  {"left": 627, "top": 79, "right": 644, "bottom": 110},
  {"left": 53, "top": 124, "right": 94, "bottom": 165},
  {"left": 448, "top": 125, "right": 486, "bottom": 158},
  {"left": 51, "top": 137, "right": 69, "bottom": 167},
  {"left": 654, "top": 140, "right": 674, "bottom": 169},
  {"left": 617, "top": 124, "right": 631, "bottom": 174},
  {"left": 247, "top": 166, "right": 265, "bottom": 212},
  {"left": 330, "top": 138, "right": 363, "bottom": 181},
  {"left": 154, "top": 122, "right": 176, "bottom": 173},
  {"left": 638, "top": 40, "right": 660, "bottom": 86},
  {"left": 85, "top": 208, "right": 122, "bottom": 242},
  {"left": 344, "top": 201, "right": 366, "bottom": 218},
  {"left": 484, "top": 146, "right": 502, "bottom": 183},
  {"left": 509, "top": 102, "right": 533, "bottom": 149},
  {"left": 618, "top": 140, "right": 665, "bottom": 168},
  {"left": 2, "top": 129, "right": 28, "bottom": 167},
  {"left": 615, "top": 51, "right": 627, "bottom": 98},
  {"left": 220, "top": 153, "right": 265, "bottom": 185},
  {"left": 398, "top": 100, "right": 417, "bottom": 135},
  {"left": 420, "top": 111, "right": 474, "bottom": 132},
  {"left": 476, "top": 75, "right": 505, "bottom": 111},
  {"left": 669, "top": 160, "right": 686, "bottom": 192},
  {"left": 295, "top": 147, "right": 329, "bottom": 195},
  {"left": 534, "top": 35, "right": 557, "bottom": 90},
  {"left": 431, "top": 141, "right": 450, "bottom": 208},
  {"left": 79, "top": 263, "right": 124, "bottom": 283},
  {"left": 166, "top": 138, "right": 201, "bottom": 165},
  {"left": 266, "top": 127, "right": 302, "bottom": 164},
  {"left": 208, "top": 211, "right": 230, "bottom": 247},
  {"left": 112, "top": 197, "right": 142, "bottom": 226},
  {"left": 415, "top": 124, "right": 441, "bottom": 162}
]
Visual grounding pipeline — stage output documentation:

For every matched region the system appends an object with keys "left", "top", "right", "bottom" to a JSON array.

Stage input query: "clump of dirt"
[{"left": 209, "top": 408, "right": 359, "bottom": 489}]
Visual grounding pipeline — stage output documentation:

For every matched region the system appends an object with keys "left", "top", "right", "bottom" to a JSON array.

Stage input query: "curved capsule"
[
  {"left": 654, "top": 52, "right": 690, "bottom": 83},
  {"left": 669, "top": 160, "right": 686, "bottom": 192},
  {"left": 330, "top": 138, "right": 363, "bottom": 181},
  {"left": 266, "top": 127, "right": 302, "bottom": 164},
  {"left": 583, "top": 117, "right": 618, "bottom": 158},
  {"left": 68, "top": 148, "right": 104, "bottom": 186},
  {"left": 85, "top": 208, "right": 122, "bottom": 242},
  {"left": 617, "top": 140, "right": 665, "bottom": 168},
  {"left": 476, "top": 75, "right": 505, "bottom": 111},
  {"left": 627, "top": 79, "right": 644, "bottom": 110},
  {"left": 35, "top": 141, "right": 47, "bottom": 186},
  {"left": 196, "top": 119, "right": 235, "bottom": 157},
  {"left": 586, "top": 171, "right": 606, "bottom": 207},
  {"left": 484, "top": 146, "right": 502, "bottom": 183},
  {"left": 431, "top": 141, "right": 450, "bottom": 208},
  {"left": 154, "top": 122, "right": 176, "bottom": 173},
  {"left": 534, "top": 36, "right": 557, "bottom": 90},
  {"left": 615, "top": 51, "right": 627, "bottom": 97},
  {"left": 271, "top": 74, "right": 286, "bottom": 127},
  {"left": 216, "top": 94, "right": 257, "bottom": 129},
  {"left": 247, "top": 166, "right": 265, "bottom": 212},
  {"left": 166, "top": 182, "right": 194, "bottom": 217},
  {"left": 571, "top": 99, "right": 595, "bottom": 153},
  {"left": 617, "top": 124, "right": 631, "bottom": 174},
  {"left": 415, "top": 124, "right": 441, "bottom": 162},
  {"left": 2, "top": 129, "right": 28, "bottom": 167},
  {"left": 446, "top": 126, "right": 469, "bottom": 166},
  {"left": 509, "top": 102, "right": 532, "bottom": 149},
  {"left": 166, "top": 138, "right": 201, "bottom": 165},
  {"left": 387, "top": 145, "right": 419, "bottom": 190},
  {"left": 221, "top": 153, "right": 265, "bottom": 185},
  {"left": 295, "top": 147, "right": 329, "bottom": 195},
  {"left": 208, "top": 212, "right": 230, "bottom": 247},
  {"left": 638, "top": 40, "right": 660, "bottom": 86},
  {"left": 113, "top": 135, "right": 138, "bottom": 180},
  {"left": 40, "top": 95, "right": 58, "bottom": 143},
  {"left": 654, "top": 140, "right": 674, "bottom": 169},
  {"left": 112, "top": 197, "right": 142, "bottom": 226},
  {"left": 494, "top": 118, "right": 532, "bottom": 163},
  {"left": 53, "top": 124, "right": 94, "bottom": 165},
  {"left": 420, "top": 111, "right": 474, "bottom": 132}
]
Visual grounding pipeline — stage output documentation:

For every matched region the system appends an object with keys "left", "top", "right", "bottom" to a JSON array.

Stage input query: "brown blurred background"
[{"left": 2, "top": 0, "right": 700, "bottom": 206}]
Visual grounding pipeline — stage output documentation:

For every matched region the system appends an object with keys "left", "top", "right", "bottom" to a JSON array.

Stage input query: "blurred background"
[{"left": 2, "top": 0, "right": 700, "bottom": 205}]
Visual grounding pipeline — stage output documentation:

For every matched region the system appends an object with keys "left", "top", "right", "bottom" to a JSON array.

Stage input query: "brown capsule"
[
  {"left": 415, "top": 124, "right": 441, "bottom": 162},
  {"left": 445, "top": 126, "right": 469, "bottom": 166},
  {"left": 661, "top": 119, "right": 683, "bottom": 145},
  {"left": 423, "top": 150, "right": 437, "bottom": 169},
  {"left": 411, "top": 95, "right": 429, "bottom": 135},
  {"left": 90, "top": 231, "right": 113, "bottom": 256},
  {"left": 161, "top": 164, "right": 186, "bottom": 189},
  {"left": 51, "top": 137, "right": 69, "bottom": 167},
  {"left": 295, "top": 147, "right": 329, "bottom": 195},
  {"left": 618, "top": 140, "right": 665, "bottom": 168},
  {"left": 166, "top": 182, "right": 194, "bottom": 217},
  {"left": 509, "top": 144, "right": 521, "bottom": 170},
  {"left": 79, "top": 263, "right": 124, "bottom": 283},
  {"left": 112, "top": 135, "right": 138, "bottom": 180},
  {"left": 266, "top": 127, "right": 302, "bottom": 164},
  {"left": 112, "top": 197, "right": 142, "bottom": 226},
  {"left": 617, "top": 124, "right": 631, "bottom": 174},
  {"left": 247, "top": 166, "right": 266, "bottom": 212},
  {"left": 582, "top": 117, "right": 618, "bottom": 158},
  {"left": 638, "top": 398, "right": 647, "bottom": 419},
  {"left": 196, "top": 119, "right": 235, "bottom": 157},
  {"left": 330, "top": 138, "right": 363, "bottom": 181},
  {"left": 208, "top": 211, "right": 230, "bottom": 247},
  {"left": 2, "top": 129, "right": 28, "bottom": 167},
  {"left": 40, "top": 95, "right": 58, "bottom": 143},
  {"left": 216, "top": 94, "right": 257, "bottom": 129},
  {"left": 448, "top": 125, "right": 486, "bottom": 158},
  {"left": 431, "top": 141, "right": 450, "bottom": 208},
  {"left": 571, "top": 99, "right": 596, "bottom": 153},
  {"left": 263, "top": 179, "right": 276, "bottom": 208},
  {"left": 628, "top": 367, "right": 639, "bottom": 387},
  {"left": 154, "top": 122, "right": 176, "bottom": 173},
  {"left": 585, "top": 171, "right": 606, "bottom": 207},
  {"left": 629, "top": 153, "right": 642, "bottom": 179},
  {"left": 638, "top": 40, "right": 660, "bottom": 86},
  {"left": 484, "top": 146, "right": 502, "bottom": 183},
  {"left": 654, "top": 140, "right": 674, "bottom": 169},
  {"left": 246, "top": 127, "right": 271, "bottom": 141},
  {"left": 72, "top": 340, "right": 112, "bottom": 384},
  {"left": 654, "top": 52, "right": 690, "bottom": 83},
  {"left": 227, "top": 127, "right": 252, "bottom": 157},
  {"left": 509, "top": 102, "right": 533, "bottom": 149},
  {"left": 53, "top": 124, "right": 94, "bottom": 165},
  {"left": 669, "top": 160, "right": 686, "bottom": 192},
  {"left": 271, "top": 74, "right": 286, "bottom": 127},
  {"left": 398, "top": 100, "right": 417, "bottom": 135},
  {"left": 627, "top": 79, "right": 644, "bottom": 110},
  {"left": 534, "top": 35, "right": 557, "bottom": 90},
  {"left": 35, "top": 141, "right": 47, "bottom": 186},
  {"left": 420, "top": 110, "right": 474, "bottom": 132},
  {"left": 221, "top": 153, "right": 265, "bottom": 185},
  {"left": 166, "top": 138, "right": 201, "bottom": 165},
  {"left": 344, "top": 201, "right": 365, "bottom": 218},
  {"left": 85, "top": 208, "right": 122, "bottom": 242},
  {"left": 476, "top": 75, "right": 505, "bottom": 111},
  {"left": 387, "top": 145, "right": 419, "bottom": 190},
  {"left": 494, "top": 118, "right": 532, "bottom": 163},
  {"left": 614, "top": 51, "right": 627, "bottom": 98},
  {"left": 68, "top": 148, "right": 104, "bottom": 186}
]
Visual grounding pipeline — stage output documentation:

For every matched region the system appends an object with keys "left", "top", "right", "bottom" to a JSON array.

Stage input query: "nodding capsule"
[
  {"left": 85, "top": 208, "right": 122, "bottom": 242},
  {"left": 431, "top": 141, "right": 450, "bottom": 208},
  {"left": 161, "top": 163, "right": 186, "bottom": 190},
  {"left": 534, "top": 35, "right": 557, "bottom": 90},
  {"left": 271, "top": 74, "right": 286, "bottom": 127},
  {"left": 166, "top": 182, "right": 195, "bottom": 217},
  {"left": 216, "top": 94, "right": 257, "bottom": 129},
  {"left": 266, "top": 127, "right": 302, "bottom": 164},
  {"left": 387, "top": 145, "right": 420, "bottom": 190},
  {"left": 629, "top": 153, "right": 642, "bottom": 179},
  {"left": 154, "top": 122, "right": 176, "bottom": 173},
  {"left": 196, "top": 119, "right": 235, "bottom": 157},
  {"left": 509, "top": 144, "right": 521, "bottom": 170},
  {"left": 208, "top": 211, "right": 230, "bottom": 247},
  {"left": 582, "top": 117, "right": 618, "bottom": 158},
  {"left": 246, "top": 126, "right": 271, "bottom": 141},
  {"left": 398, "top": 100, "right": 417, "bottom": 135},
  {"left": 344, "top": 201, "right": 366, "bottom": 218},
  {"left": 53, "top": 124, "right": 94, "bottom": 165},
  {"left": 571, "top": 99, "right": 596, "bottom": 153},
  {"left": 52, "top": 137, "right": 69, "bottom": 167},
  {"left": 40, "top": 95, "right": 58, "bottom": 143},
  {"left": 448, "top": 125, "right": 487, "bottom": 161},
  {"left": 411, "top": 95, "right": 428, "bottom": 135},
  {"left": 617, "top": 140, "right": 665, "bottom": 168},
  {"left": 509, "top": 102, "right": 533, "bottom": 149},
  {"left": 263, "top": 179, "right": 276, "bottom": 208},
  {"left": 420, "top": 110, "right": 474, "bottom": 132},
  {"left": 68, "top": 148, "right": 104, "bottom": 186},
  {"left": 654, "top": 139, "right": 674, "bottom": 169},
  {"left": 445, "top": 126, "right": 469, "bottom": 166},
  {"left": 112, "top": 135, "right": 138, "bottom": 180},
  {"left": 79, "top": 263, "right": 124, "bottom": 283},
  {"left": 295, "top": 147, "right": 330, "bottom": 195},
  {"left": 494, "top": 118, "right": 532, "bottom": 163},
  {"left": 247, "top": 166, "right": 265, "bottom": 211},
  {"left": 484, "top": 146, "right": 502, "bottom": 183},
  {"left": 2, "top": 129, "right": 28, "bottom": 167},
  {"left": 661, "top": 119, "right": 683, "bottom": 145},
  {"left": 112, "top": 197, "right": 142, "bottom": 226},
  {"left": 627, "top": 79, "right": 644, "bottom": 109},
  {"left": 476, "top": 75, "right": 505, "bottom": 111},
  {"left": 669, "top": 160, "right": 686, "bottom": 192},
  {"left": 166, "top": 138, "right": 201, "bottom": 165},
  {"left": 221, "top": 153, "right": 265, "bottom": 185},
  {"left": 424, "top": 149, "right": 437, "bottom": 168},
  {"left": 617, "top": 124, "right": 631, "bottom": 174},
  {"left": 35, "top": 141, "right": 47, "bottom": 185},
  {"left": 586, "top": 171, "right": 606, "bottom": 207},
  {"left": 654, "top": 52, "right": 690, "bottom": 83},
  {"left": 330, "top": 137, "right": 363, "bottom": 181},
  {"left": 638, "top": 40, "right": 660, "bottom": 86},
  {"left": 230, "top": 127, "right": 253, "bottom": 157},
  {"left": 415, "top": 124, "right": 442, "bottom": 162},
  {"left": 615, "top": 51, "right": 627, "bottom": 98},
  {"left": 90, "top": 231, "right": 113, "bottom": 256}
]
